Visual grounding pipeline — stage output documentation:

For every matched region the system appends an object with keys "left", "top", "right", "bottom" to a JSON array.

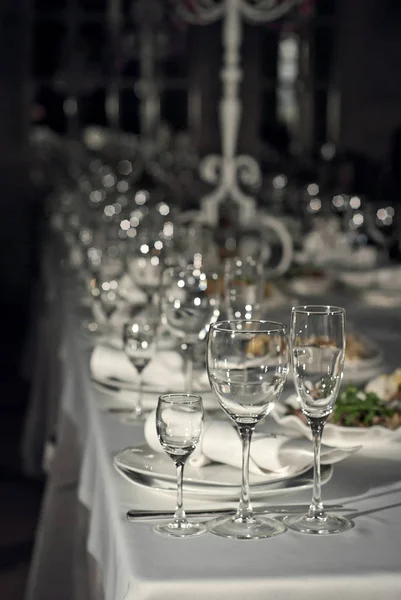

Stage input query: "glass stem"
[
  {"left": 307, "top": 416, "right": 327, "bottom": 519},
  {"left": 236, "top": 425, "right": 255, "bottom": 521},
  {"left": 173, "top": 460, "right": 187, "bottom": 527},
  {"left": 134, "top": 374, "right": 144, "bottom": 417},
  {"left": 184, "top": 343, "right": 194, "bottom": 394}
]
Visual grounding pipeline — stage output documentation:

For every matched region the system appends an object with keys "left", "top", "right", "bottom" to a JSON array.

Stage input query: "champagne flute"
[
  {"left": 224, "top": 256, "right": 265, "bottom": 320},
  {"left": 154, "top": 394, "right": 206, "bottom": 538},
  {"left": 283, "top": 305, "right": 354, "bottom": 535},
  {"left": 122, "top": 317, "right": 157, "bottom": 421},
  {"left": 162, "top": 265, "right": 218, "bottom": 393},
  {"left": 206, "top": 320, "right": 289, "bottom": 540}
]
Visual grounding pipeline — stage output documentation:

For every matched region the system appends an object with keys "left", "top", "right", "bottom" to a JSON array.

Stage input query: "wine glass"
[
  {"left": 122, "top": 317, "right": 157, "bottom": 421},
  {"left": 162, "top": 265, "right": 218, "bottom": 393},
  {"left": 154, "top": 394, "right": 206, "bottom": 538},
  {"left": 283, "top": 305, "right": 354, "bottom": 535},
  {"left": 224, "top": 257, "right": 265, "bottom": 320},
  {"left": 206, "top": 320, "right": 289, "bottom": 540}
]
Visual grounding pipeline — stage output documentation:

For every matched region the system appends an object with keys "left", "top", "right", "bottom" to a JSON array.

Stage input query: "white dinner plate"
[
  {"left": 91, "top": 378, "right": 219, "bottom": 411},
  {"left": 114, "top": 459, "right": 333, "bottom": 499},
  {"left": 114, "top": 443, "right": 330, "bottom": 492}
]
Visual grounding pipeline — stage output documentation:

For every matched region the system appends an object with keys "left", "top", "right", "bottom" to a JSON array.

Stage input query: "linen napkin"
[
  {"left": 144, "top": 411, "right": 359, "bottom": 476},
  {"left": 90, "top": 344, "right": 187, "bottom": 389}
]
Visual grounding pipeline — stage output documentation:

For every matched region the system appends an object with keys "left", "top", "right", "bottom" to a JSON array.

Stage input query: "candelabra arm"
[{"left": 241, "top": 0, "right": 300, "bottom": 22}]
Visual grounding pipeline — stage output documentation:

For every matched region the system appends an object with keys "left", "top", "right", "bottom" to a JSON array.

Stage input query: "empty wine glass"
[
  {"left": 122, "top": 317, "right": 157, "bottom": 421},
  {"left": 206, "top": 320, "right": 289, "bottom": 540},
  {"left": 154, "top": 394, "right": 206, "bottom": 538},
  {"left": 224, "top": 257, "right": 265, "bottom": 320},
  {"left": 283, "top": 305, "right": 354, "bottom": 535},
  {"left": 162, "top": 265, "right": 218, "bottom": 393}
]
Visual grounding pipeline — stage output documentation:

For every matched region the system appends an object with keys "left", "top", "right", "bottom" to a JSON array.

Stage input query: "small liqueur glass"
[{"left": 154, "top": 394, "right": 206, "bottom": 538}]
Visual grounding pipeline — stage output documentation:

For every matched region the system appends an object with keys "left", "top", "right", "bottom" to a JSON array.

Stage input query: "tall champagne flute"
[
  {"left": 224, "top": 256, "right": 265, "bottom": 320},
  {"left": 162, "top": 265, "right": 218, "bottom": 393},
  {"left": 154, "top": 394, "right": 206, "bottom": 538},
  {"left": 206, "top": 320, "right": 289, "bottom": 540},
  {"left": 283, "top": 305, "right": 354, "bottom": 535}
]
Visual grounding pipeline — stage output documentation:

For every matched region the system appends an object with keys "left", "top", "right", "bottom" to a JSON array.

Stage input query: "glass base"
[
  {"left": 154, "top": 520, "right": 206, "bottom": 539},
  {"left": 283, "top": 512, "right": 354, "bottom": 535},
  {"left": 206, "top": 513, "right": 286, "bottom": 540}
]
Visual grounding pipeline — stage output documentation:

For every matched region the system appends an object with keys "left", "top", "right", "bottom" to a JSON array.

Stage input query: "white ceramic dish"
[
  {"left": 272, "top": 396, "right": 401, "bottom": 448},
  {"left": 114, "top": 445, "right": 333, "bottom": 499},
  {"left": 284, "top": 276, "right": 333, "bottom": 297},
  {"left": 91, "top": 378, "right": 219, "bottom": 411},
  {"left": 333, "top": 265, "right": 401, "bottom": 292}
]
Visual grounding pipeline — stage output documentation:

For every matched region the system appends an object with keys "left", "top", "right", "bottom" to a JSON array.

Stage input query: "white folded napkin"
[
  {"left": 90, "top": 345, "right": 187, "bottom": 390},
  {"left": 144, "top": 411, "right": 359, "bottom": 475}
]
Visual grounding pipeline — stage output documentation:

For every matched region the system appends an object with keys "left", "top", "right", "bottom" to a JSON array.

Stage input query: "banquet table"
[{"left": 24, "top": 263, "right": 401, "bottom": 600}]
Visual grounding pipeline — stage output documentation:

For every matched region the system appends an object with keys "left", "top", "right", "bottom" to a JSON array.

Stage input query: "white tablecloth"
[{"left": 25, "top": 274, "right": 401, "bottom": 600}]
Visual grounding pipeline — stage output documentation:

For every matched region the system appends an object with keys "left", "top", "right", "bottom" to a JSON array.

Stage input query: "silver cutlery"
[{"left": 126, "top": 504, "right": 349, "bottom": 522}]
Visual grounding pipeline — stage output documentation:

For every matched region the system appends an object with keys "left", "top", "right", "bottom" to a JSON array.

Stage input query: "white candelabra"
[
  {"left": 132, "top": 0, "right": 164, "bottom": 152},
  {"left": 176, "top": 0, "right": 302, "bottom": 226}
]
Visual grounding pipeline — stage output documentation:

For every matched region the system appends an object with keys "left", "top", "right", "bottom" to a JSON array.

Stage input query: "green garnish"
[{"left": 332, "top": 385, "right": 395, "bottom": 427}]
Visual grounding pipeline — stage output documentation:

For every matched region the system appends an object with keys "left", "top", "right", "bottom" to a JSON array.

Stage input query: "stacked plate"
[
  {"left": 114, "top": 443, "right": 333, "bottom": 500},
  {"left": 91, "top": 376, "right": 219, "bottom": 411}
]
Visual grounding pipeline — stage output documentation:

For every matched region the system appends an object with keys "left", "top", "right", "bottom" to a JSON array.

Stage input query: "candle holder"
[{"left": 176, "top": 0, "right": 304, "bottom": 226}]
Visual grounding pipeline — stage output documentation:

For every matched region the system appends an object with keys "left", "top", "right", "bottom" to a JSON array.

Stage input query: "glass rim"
[
  {"left": 210, "top": 319, "right": 287, "bottom": 334},
  {"left": 292, "top": 305, "right": 345, "bottom": 316},
  {"left": 158, "top": 393, "right": 203, "bottom": 405}
]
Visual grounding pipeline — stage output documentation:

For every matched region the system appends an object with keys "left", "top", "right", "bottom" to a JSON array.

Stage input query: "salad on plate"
[{"left": 273, "top": 370, "right": 401, "bottom": 447}]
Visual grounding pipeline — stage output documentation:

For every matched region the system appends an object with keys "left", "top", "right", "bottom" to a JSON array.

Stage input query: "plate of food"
[
  {"left": 280, "top": 264, "right": 333, "bottom": 297},
  {"left": 283, "top": 331, "right": 384, "bottom": 385},
  {"left": 272, "top": 369, "right": 401, "bottom": 447},
  {"left": 343, "top": 332, "right": 384, "bottom": 382}
]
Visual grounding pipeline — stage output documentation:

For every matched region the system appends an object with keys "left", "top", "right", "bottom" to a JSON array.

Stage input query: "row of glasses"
[{"left": 155, "top": 305, "right": 353, "bottom": 539}]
